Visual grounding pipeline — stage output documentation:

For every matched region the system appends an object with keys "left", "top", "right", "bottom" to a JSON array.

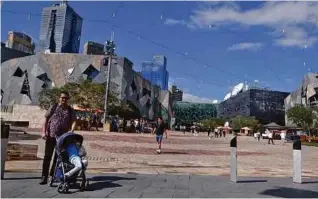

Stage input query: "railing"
[{"left": 1, "top": 105, "right": 13, "bottom": 113}]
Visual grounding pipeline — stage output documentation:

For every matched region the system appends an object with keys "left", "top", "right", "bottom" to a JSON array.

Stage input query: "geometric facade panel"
[{"left": 1, "top": 54, "right": 172, "bottom": 122}]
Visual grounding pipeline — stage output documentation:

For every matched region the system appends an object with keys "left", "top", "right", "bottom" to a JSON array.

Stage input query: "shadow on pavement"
[
  {"left": 302, "top": 180, "right": 318, "bottom": 184},
  {"left": 85, "top": 176, "right": 137, "bottom": 191},
  {"left": 3, "top": 176, "right": 41, "bottom": 180},
  {"left": 260, "top": 187, "right": 318, "bottom": 198},
  {"left": 237, "top": 180, "right": 267, "bottom": 183},
  {"left": 163, "top": 151, "right": 188, "bottom": 155}
]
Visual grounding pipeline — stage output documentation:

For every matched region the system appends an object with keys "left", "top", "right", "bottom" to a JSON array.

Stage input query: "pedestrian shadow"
[
  {"left": 260, "top": 187, "right": 318, "bottom": 198},
  {"left": 85, "top": 176, "right": 137, "bottom": 191},
  {"left": 237, "top": 180, "right": 267, "bottom": 183}
]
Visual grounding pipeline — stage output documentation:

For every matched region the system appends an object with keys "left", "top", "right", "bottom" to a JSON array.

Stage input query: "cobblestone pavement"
[
  {"left": 5, "top": 131, "right": 318, "bottom": 178},
  {"left": 2, "top": 172, "right": 318, "bottom": 198}
]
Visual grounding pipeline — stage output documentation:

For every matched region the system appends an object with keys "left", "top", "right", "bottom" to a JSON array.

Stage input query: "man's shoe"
[{"left": 39, "top": 176, "right": 48, "bottom": 185}]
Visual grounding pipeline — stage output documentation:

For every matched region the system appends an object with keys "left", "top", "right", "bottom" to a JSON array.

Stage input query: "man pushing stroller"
[{"left": 40, "top": 91, "right": 89, "bottom": 193}]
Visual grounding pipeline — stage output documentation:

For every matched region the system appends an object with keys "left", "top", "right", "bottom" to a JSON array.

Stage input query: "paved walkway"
[
  {"left": 1, "top": 172, "right": 318, "bottom": 198},
  {"left": 6, "top": 131, "right": 318, "bottom": 178}
]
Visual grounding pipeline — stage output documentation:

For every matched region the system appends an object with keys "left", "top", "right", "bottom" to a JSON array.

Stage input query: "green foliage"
[
  {"left": 38, "top": 87, "right": 62, "bottom": 110},
  {"left": 231, "top": 115, "right": 260, "bottom": 132},
  {"left": 201, "top": 118, "right": 225, "bottom": 129},
  {"left": 286, "top": 104, "right": 317, "bottom": 135},
  {"left": 37, "top": 80, "right": 134, "bottom": 117}
]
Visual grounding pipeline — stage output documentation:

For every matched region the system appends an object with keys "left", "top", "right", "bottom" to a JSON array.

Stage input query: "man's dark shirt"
[
  {"left": 45, "top": 104, "right": 76, "bottom": 138},
  {"left": 155, "top": 122, "right": 165, "bottom": 136}
]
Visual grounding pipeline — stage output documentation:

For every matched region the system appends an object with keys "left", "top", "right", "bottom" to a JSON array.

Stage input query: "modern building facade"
[
  {"left": 285, "top": 73, "right": 318, "bottom": 126},
  {"left": 218, "top": 88, "right": 290, "bottom": 125},
  {"left": 6, "top": 31, "right": 35, "bottom": 54},
  {"left": 37, "top": 1, "right": 82, "bottom": 53},
  {"left": 83, "top": 41, "right": 104, "bottom": 55},
  {"left": 173, "top": 101, "right": 217, "bottom": 124},
  {"left": 171, "top": 85, "right": 183, "bottom": 103},
  {"left": 1, "top": 53, "right": 172, "bottom": 121},
  {"left": 141, "top": 55, "right": 169, "bottom": 90},
  {"left": 1, "top": 42, "right": 32, "bottom": 63}
]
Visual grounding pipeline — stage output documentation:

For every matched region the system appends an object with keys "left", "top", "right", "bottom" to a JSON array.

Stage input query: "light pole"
[{"left": 103, "top": 35, "right": 116, "bottom": 127}]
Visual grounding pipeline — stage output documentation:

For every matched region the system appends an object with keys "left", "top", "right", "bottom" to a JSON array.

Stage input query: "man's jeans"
[{"left": 41, "top": 137, "right": 57, "bottom": 178}]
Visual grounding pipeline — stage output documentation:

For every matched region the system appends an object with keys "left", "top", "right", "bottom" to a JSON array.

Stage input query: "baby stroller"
[{"left": 49, "top": 132, "right": 89, "bottom": 193}]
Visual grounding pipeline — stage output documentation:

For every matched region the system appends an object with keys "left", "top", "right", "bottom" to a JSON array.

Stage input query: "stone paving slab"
[{"left": 1, "top": 172, "right": 318, "bottom": 198}]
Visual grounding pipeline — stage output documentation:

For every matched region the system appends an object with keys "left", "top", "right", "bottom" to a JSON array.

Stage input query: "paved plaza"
[
  {"left": 3, "top": 131, "right": 318, "bottom": 198},
  {"left": 5, "top": 131, "right": 318, "bottom": 177},
  {"left": 2, "top": 172, "right": 318, "bottom": 198}
]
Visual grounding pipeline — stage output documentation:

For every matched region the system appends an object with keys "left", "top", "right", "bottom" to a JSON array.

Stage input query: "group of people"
[
  {"left": 208, "top": 128, "right": 227, "bottom": 139},
  {"left": 111, "top": 117, "right": 153, "bottom": 133}
]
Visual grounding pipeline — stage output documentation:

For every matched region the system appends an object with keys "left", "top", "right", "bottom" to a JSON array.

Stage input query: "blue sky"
[{"left": 1, "top": 1, "right": 318, "bottom": 103}]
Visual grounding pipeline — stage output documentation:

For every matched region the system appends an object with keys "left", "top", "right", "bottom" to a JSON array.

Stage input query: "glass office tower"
[
  {"left": 141, "top": 55, "right": 168, "bottom": 90},
  {"left": 38, "top": 1, "right": 82, "bottom": 53}
]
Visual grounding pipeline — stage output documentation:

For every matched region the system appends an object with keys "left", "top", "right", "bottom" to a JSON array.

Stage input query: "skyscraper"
[
  {"left": 141, "top": 55, "right": 169, "bottom": 90},
  {"left": 38, "top": 1, "right": 82, "bottom": 53},
  {"left": 171, "top": 85, "right": 183, "bottom": 102}
]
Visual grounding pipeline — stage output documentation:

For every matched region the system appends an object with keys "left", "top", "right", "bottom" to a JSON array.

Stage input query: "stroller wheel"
[
  {"left": 58, "top": 183, "right": 69, "bottom": 194},
  {"left": 80, "top": 180, "right": 89, "bottom": 191}
]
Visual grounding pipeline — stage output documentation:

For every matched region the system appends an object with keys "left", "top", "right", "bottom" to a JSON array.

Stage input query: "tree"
[
  {"left": 38, "top": 87, "right": 62, "bottom": 110},
  {"left": 201, "top": 118, "right": 225, "bottom": 129},
  {"left": 37, "top": 80, "right": 140, "bottom": 118},
  {"left": 287, "top": 104, "right": 315, "bottom": 136},
  {"left": 231, "top": 115, "right": 260, "bottom": 133}
]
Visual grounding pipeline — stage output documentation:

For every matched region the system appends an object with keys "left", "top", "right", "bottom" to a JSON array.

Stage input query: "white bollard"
[
  {"left": 293, "top": 140, "right": 302, "bottom": 184},
  {"left": 230, "top": 136, "right": 237, "bottom": 183},
  {"left": 1, "top": 124, "right": 10, "bottom": 179}
]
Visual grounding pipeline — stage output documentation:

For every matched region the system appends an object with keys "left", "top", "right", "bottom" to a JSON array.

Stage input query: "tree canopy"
[
  {"left": 37, "top": 80, "right": 139, "bottom": 118},
  {"left": 286, "top": 104, "right": 317, "bottom": 135},
  {"left": 201, "top": 118, "right": 225, "bottom": 129},
  {"left": 231, "top": 115, "right": 260, "bottom": 132}
]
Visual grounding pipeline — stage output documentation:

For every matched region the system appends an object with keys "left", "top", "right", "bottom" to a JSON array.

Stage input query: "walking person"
[
  {"left": 207, "top": 127, "right": 211, "bottom": 139},
  {"left": 214, "top": 128, "right": 218, "bottom": 138},
  {"left": 268, "top": 130, "right": 275, "bottom": 145},
  {"left": 257, "top": 131, "right": 261, "bottom": 142},
  {"left": 89, "top": 111, "right": 99, "bottom": 131},
  {"left": 39, "top": 91, "right": 76, "bottom": 185},
  {"left": 280, "top": 130, "right": 286, "bottom": 145},
  {"left": 152, "top": 117, "right": 168, "bottom": 154}
]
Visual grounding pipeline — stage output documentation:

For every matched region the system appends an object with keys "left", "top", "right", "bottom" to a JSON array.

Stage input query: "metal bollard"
[
  {"left": 230, "top": 136, "right": 237, "bottom": 183},
  {"left": 1, "top": 124, "right": 10, "bottom": 179},
  {"left": 293, "top": 140, "right": 302, "bottom": 184}
]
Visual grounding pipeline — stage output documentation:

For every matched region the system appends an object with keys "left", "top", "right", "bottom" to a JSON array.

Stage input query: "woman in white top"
[{"left": 280, "top": 131, "right": 286, "bottom": 145}]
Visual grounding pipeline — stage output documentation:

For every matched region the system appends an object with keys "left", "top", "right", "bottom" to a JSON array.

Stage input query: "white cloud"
[
  {"left": 228, "top": 42, "right": 264, "bottom": 51},
  {"left": 182, "top": 92, "right": 216, "bottom": 103},
  {"left": 165, "top": 2, "right": 318, "bottom": 48}
]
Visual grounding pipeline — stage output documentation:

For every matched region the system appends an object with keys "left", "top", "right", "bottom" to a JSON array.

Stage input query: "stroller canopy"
[{"left": 56, "top": 132, "right": 84, "bottom": 152}]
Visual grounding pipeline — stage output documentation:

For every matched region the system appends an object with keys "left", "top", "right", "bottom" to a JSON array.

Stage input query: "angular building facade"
[
  {"left": 1, "top": 53, "right": 172, "bottom": 121},
  {"left": 83, "top": 41, "right": 104, "bottom": 55},
  {"left": 218, "top": 88, "right": 289, "bottom": 125},
  {"left": 285, "top": 73, "right": 318, "bottom": 126},
  {"left": 141, "top": 55, "right": 169, "bottom": 90},
  {"left": 37, "top": 1, "right": 82, "bottom": 53},
  {"left": 173, "top": 101, "right": 217, "bottom": 124}
]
